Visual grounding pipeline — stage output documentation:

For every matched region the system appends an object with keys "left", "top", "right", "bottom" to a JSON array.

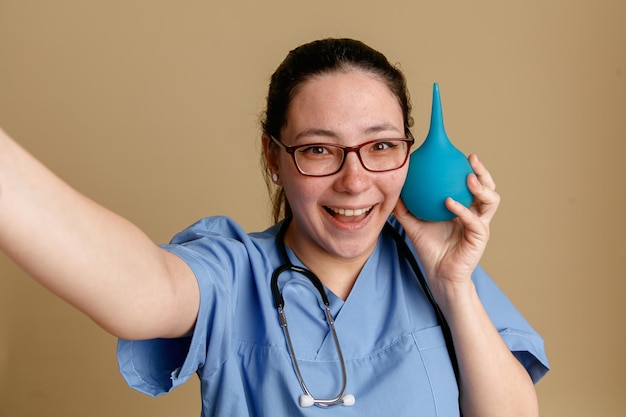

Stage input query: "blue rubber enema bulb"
[{"left": 400, "top": 83, "right": 474, "bottom": 221}]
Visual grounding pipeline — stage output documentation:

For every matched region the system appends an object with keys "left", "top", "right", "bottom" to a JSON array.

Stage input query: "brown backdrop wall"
[{"left": 1, "top": 1, "right": 624, "bottom": 416}]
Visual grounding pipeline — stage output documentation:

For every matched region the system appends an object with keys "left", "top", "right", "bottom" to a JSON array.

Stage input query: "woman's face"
[{"left": 272, "top": 69, "right": 408, "bottom": 263}]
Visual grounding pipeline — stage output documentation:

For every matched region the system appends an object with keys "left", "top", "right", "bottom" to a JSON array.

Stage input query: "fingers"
[
  {"left": 469, "top": 154, "right": 496, "bottom": 191},
  {"left": 441, "top": 199, "right": 477, "bottom": 246},
  {"left": 397, "top": 154, "right": 499, "bottom": 226},
  {"left": 445, "top": 155, "right": 500, "bottom": 226},
  {"left": 470, "top": 154, "right": 500, "bottom": 212}
]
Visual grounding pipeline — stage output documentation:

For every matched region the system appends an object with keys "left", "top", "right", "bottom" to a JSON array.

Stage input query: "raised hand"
[{"left": 394, "top": 154, "right": 500, "bottom": 297}]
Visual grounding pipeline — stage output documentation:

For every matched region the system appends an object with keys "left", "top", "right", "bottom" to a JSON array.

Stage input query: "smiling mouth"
[{"left": 326, "top": 206, "right": 373, "bottom": 217}]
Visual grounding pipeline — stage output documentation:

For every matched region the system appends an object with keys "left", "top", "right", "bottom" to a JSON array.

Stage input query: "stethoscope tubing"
[
  {"left": 271, "top": 218, "right": 350, "bottom": 407},
  {"left": 382, "top": 222, "right": 460, "bottom": 381},
  {"left": 271, "top": 217, "right": 461, "bottom": 411}
]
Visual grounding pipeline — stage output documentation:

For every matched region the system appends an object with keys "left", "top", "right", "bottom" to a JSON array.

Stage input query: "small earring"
[{"left": 271, "top": 173, "right": 279, "bottom": 183}]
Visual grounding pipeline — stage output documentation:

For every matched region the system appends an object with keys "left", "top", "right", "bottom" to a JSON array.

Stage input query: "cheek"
[
  {"left": 384, "top": 169, "right": 408, "bottom": 195},
  {"left": 280, "top": 171, "right": 324, "bottom": 209},
  {"left": 276, "top": 154, "right": 299, "bottom": 186},
  {"left": 378, "top": 171, "right": 408, "bottom": 211}
]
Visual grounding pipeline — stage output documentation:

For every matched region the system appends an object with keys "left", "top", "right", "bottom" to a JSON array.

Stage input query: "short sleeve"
[
  {"left": 117, "top": 217, "right": 248, "bottom": 396},
  {"left": 472, "top": 265, "right": 550, "bottom": 383},
  {"left": 387, "top": 216, "right": 550, "bottom": 384}
]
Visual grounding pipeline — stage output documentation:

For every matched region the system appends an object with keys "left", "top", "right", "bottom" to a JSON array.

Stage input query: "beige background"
[{"left": 1, "top": 1, "right": 624, "bottom": 416}]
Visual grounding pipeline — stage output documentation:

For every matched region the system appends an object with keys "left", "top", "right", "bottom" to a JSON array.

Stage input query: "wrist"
[{"left": 431, "top": 278, "right": 478, "bottom": 319}]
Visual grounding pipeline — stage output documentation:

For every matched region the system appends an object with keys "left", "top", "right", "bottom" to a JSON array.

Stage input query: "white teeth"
[{"left": 329, "top": 207, "right": 372, "bottom": 216}]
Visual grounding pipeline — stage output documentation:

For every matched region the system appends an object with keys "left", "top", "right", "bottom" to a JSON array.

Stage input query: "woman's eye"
[
  {"left": 300, "top": 145, "right": 330, "bottom": 155},
  {"left": 372, "top": 141, "right": 394, "bottom": 151}
]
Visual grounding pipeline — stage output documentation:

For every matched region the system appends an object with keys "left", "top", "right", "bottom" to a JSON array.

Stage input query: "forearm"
[
  {"left": 438, "top": 281, "right": 538, "bottom": 417},
  {"left": 0, "top": 130, "right": 198, "bottom": 339}
]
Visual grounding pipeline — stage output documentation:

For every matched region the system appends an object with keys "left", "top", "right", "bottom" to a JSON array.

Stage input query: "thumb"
[
  {"left": 393, "top": 198, "right": 422, "bottom": 235},
  {"left": 394, "top": 198, "right": 410, "bottom": 218}
]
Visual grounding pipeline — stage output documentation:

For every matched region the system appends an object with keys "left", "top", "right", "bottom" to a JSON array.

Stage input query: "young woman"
[{"left": 0, "top": 38, "right": 548, "bottom": 416}]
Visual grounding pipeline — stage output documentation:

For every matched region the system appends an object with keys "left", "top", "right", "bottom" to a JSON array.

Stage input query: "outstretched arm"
[
  {"left": 0, "top": 128, "right": 199, "bottom": 340},
  {"left": 395, "top": 154, "right": 538, "bottom": 417}
]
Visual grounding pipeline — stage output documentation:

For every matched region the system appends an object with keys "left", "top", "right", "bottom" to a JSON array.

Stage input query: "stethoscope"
[{"left": 270, "top": 217, "right": 461, "bottom": 409}]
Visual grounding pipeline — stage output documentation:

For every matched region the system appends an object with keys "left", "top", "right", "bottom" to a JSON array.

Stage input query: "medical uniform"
[{"left": 117, "top": 216, "right": 549, "bottom": 416}]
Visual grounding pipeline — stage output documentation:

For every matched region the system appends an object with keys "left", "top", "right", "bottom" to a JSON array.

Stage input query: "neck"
[
  {"left": 284, "top": 225, "right": 372, "bottom": 301},
  {"left": 313, "top": 260, "right": 362, "bottom": 301}
]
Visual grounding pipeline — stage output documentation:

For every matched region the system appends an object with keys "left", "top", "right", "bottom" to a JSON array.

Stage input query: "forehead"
[
  {"left": 292, "top": 68, "right": 397, "bottom": 104},
  {"left": 283, "top": 69, "right": 403, "bottom": 138}
]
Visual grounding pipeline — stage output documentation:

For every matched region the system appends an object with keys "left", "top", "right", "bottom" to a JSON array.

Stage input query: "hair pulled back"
[{"left": 260, "top": 38, "right": 414, "bottom": 222}]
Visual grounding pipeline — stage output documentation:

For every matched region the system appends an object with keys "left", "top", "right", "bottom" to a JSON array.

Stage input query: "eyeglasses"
[{"left": 271, "top": 136, "right": 414, "bottom": 177}]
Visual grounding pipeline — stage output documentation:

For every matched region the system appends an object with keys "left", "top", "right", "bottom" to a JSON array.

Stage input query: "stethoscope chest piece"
[{"left": 300, "top": 393, "right": 355, "bottom": 408}]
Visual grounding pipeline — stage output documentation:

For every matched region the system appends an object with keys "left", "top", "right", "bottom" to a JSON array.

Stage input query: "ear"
[{"left": 262, "top": 133, "right": 280, "bottom": 174}]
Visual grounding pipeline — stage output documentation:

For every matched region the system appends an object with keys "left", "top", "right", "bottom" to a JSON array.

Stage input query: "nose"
[{"left": 333, "top": 151, "right": 370, "bottom": 193}]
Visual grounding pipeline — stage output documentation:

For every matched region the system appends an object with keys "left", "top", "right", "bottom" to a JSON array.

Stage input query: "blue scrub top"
[{"left": 117, "top": 216, "right": 549, "bottom": 416}]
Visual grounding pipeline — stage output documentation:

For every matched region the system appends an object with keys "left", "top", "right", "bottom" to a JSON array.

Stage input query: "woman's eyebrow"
[
  {"left": 363, "top": 123, "right": 403, "bottom": 135},
  {"left": 292, "top": 123, "right": 402, "bottom": 142},
  {"left": 292, "top": 128, "right": 338, "bottom": 142}
]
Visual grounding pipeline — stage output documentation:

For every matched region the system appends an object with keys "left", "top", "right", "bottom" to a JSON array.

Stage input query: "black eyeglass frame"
[{"left": 270, "top": 135, "right": 415, "bottom": 177}]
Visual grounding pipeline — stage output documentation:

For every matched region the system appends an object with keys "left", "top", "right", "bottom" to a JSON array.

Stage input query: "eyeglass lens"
[{"left": 294, "top": 140, "right": 410, "bottom": 176}]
